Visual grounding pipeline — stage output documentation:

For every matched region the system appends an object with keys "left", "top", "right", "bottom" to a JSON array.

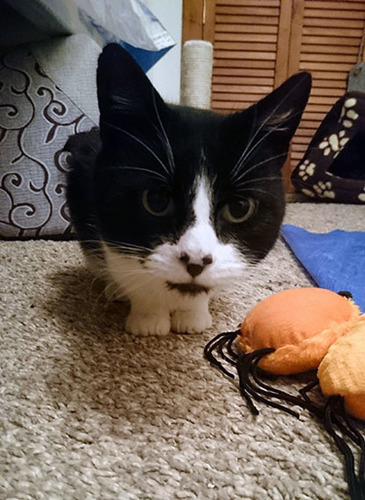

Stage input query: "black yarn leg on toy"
[
  {"left": 237, "top": 350, "right": 301, "bottom": 419},
  {"left": 250, "top": 354, "right": 323, "bottom": 418},
  {"left": 204, "top": 330, "right": 239, "bottom": 379},
  {"left": 236, "top": 347, "right": 330, "bottom": 419},
  {"left": 299, "top": 379, "right": 320, "bottom": 404},
  {"left": 218, "top": 336, "right": 237, "bottom": 366},
  {"left": 226, "top": 333, "right": 239, "bottom": 360},
  {"left": 323, "top": 397, "right": 363, "bottom": 500},
  {"left": 338, "top": 399, "right": 365, "bottom": 498}
]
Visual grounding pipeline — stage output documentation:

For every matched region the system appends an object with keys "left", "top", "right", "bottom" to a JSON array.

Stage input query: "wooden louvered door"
[
  {"left": 212, "top": 0, "right": 288, "bottom": 110},
  {"left": 183, "top": 0, "right": 365, "bottom": 192},
  {"left": 287, "top": 0, "right": 365, "bottom": 182}
]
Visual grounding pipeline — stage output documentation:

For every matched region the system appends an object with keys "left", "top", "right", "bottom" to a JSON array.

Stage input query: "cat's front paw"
[
  {"left": 171, "top": 309, "right": 212, "bottom": 334},
  {"left": 125, "top": 313, "right": 171, "bottom": 336}
]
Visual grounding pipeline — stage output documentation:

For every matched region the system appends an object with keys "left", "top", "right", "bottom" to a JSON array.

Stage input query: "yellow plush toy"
[{"left": 205, "top": 288, "right": 365, "bottom": 500}]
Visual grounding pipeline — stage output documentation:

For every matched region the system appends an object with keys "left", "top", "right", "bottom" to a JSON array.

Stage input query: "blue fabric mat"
[{"left": 281, "top": 224, "right": 365, "bottom": 312}]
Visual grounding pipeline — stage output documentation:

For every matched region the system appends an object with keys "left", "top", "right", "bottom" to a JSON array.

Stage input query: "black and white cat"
[{"left": 65, "top": 44, "right": 311, "bottom": 336}]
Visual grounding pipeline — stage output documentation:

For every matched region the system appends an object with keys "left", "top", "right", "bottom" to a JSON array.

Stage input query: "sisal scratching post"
[{"left": 180, "top": 40, "right": 213, "bottom": 109}]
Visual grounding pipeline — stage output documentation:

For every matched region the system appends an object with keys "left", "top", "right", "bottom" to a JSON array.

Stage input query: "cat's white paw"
[
  {"left": 125, "top": 313, "right": 171, "bottom": 336},
  {"left": 171, "top": 309, "right": 212, "bottom": 334}
]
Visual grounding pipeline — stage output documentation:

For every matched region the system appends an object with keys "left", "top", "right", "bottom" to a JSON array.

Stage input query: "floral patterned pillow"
[
  {"left": 292, "top": 91, "right": 365, "bottom": 204},
  {"left": 0, "top": 45, "right": 95, "bottom": 238}
]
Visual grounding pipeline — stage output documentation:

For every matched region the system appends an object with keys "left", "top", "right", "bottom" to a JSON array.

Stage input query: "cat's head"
[{"left": 94, "top": 44, "right": 311, "bottom": 293}]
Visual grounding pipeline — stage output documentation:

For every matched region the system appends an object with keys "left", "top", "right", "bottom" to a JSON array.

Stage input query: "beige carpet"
[{"left": 1, "top": 203, "right": 364, "bottom": 500}]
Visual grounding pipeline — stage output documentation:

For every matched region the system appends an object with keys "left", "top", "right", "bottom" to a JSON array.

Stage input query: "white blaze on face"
[
  {"left": 176, "top": 175, "right": 217, "bottom": 262},
  {"left": 171, "top": 174, "right": 247, "bottom": 287}
]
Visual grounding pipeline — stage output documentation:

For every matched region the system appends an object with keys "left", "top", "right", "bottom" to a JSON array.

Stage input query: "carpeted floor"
[{"left": 1, "top": 203, "right": 364, "bottom": 500}]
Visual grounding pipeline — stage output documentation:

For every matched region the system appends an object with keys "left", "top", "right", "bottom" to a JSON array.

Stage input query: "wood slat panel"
[
  {"left": 297, "top": 120, "right": 324, "bottom": 130},
  {"left": 220, "top": 0, "right": 280, "bottom": 6},
  {"left": 214, "top": 50, "right": 277, "bottom": 61},
  {"left": 296, "top": 128, "right": 318, "bottom": 136},
  {"left": 306, "top": 104, "right": 335, "bottom": 113},
  {"left": 215, "top": 24, "right": 278, "bottom": 34},
  {"left": 301, "top": 44, "right": 360, "bottom": 55},
  {"left": 214, "top": 42, "right": 277, "bottom": 52},
  {"left": 305, "top": 7, "right": 365, "bottom": 18},
  {"left": 214, "top": 59, "right": 276, "bottom": 69},
  {"left": 303, "top": 18, "right": 364, "bottom": 28},
  {"left": 215, "top": 15, "right": 280, "bottom": 25},
  {"left": 215, "top": 33, "right": 277, "bottom": 43},
  {"left": 308, "top": 1, "right": 365, "bottom": 10},
  {"left": 302, "top": 35, "right": 360, "bottom": 46},
  {"left": 212, "top": 76, "right": 275, "bottom": 86},
  {"left": 213, "top": 84, "right": 273, "bottom": 94},
  {"left": 301, "top": 53, "right": 357, "bottom": 63},
  {"left": 295, "top": 135, "right": 315, "bottom": 144},
  {"left": 211, "top": 93, "right": 271, "bottom": 103},
  {"left": 214, "top": 67, "right": 275, "bottom": 77},
  {"left": 301, "top": 112, "right": 329, "bottom": 122},
  {"left": 291, "top": 152, "right": 306, "bottom": 162},
  {"left": 314, "top": 79, "right": 350, "bottom": 89},
  {"left": 303, "top": 26, "right": 363, "bottom": 37},
  {"left": 309, "top": 71, "right": 349, "bottom": 81},
  {"left": 211, "top": 101, "right": 254, "bottom": 110},
  {"left": 292, "top": 145, "right": 308, "bottom": 154},
  {"left": 215, "top": 6, "right": 280, "bottom": 17},
  {"left": 300, "top": 61, "right": 356, "bottom": 71},
  {"left": 307, "top": 95, "right": 341, "bottom": 104}
]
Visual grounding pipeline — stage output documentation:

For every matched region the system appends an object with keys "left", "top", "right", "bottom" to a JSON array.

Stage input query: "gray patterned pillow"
[{"left": 0, "top": 44, "right": 95, "bottom": 238}]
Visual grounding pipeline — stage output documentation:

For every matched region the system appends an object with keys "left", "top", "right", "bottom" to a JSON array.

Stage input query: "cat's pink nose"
[{"left": 179, "top": 253, "right": 213, "bottom": 278}]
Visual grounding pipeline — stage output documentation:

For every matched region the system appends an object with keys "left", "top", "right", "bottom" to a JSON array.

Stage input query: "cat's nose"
[{"left": 179, "top": 253, "right": 213, "bottom": 278}]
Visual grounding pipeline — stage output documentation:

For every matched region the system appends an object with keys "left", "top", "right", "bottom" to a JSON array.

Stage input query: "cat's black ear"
[
  {"left": 254, "top": 71, "right": 311, "bottom": 138},
  {"left": 225, "top": 72, "right": 312, "bottom": 171},
  {"left": 97, "top": 44, "right": 167, "bottom": 139}
]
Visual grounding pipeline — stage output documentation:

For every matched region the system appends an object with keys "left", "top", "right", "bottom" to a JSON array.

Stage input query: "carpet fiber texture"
[{"left": 1, "top": 203, "right": 364, "bottom": 500}]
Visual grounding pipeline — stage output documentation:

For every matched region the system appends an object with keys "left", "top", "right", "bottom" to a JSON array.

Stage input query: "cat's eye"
[
  {"left": 142, "top": 189, "right": 174, "bottom": 217},
  {"left": 221, "top": 198, "right": 256, "bottom": 223}
]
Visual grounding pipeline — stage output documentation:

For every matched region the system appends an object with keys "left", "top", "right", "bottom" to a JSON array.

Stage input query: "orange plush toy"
[{"left": 205, "top": 288, "right": 365, "bottom": 500}]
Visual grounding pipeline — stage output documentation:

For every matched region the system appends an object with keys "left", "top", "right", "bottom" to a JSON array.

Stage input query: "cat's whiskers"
[
  {"left": 86, "top": 265, "right": 115, "bottom": 310},
  {"left": 103, "top": 240, "right": 151, "bottom": 255},
  {"left": 108, "top": 165, "right": 170, "bottom": 184},
  {"left": 233, "top": 109, "right": 304, "bottom": 179},
  {"left": 231, "top": 153, "right": 288, "bottom": 185},
  {"left": 93, "top": 285, "right": 113, "bottom": 310},
  {"left": 80, "top": 240, "right": 150, "bottom": 260},
  {"left": 109, "top": 241, "right": 150, "bottom": 252},
  {"left": 101, "top": 120, "right": 172, "bottom": 181},
  {"left": 103, "top": 249, "right": 148, "bottom": 261},
  {"left": 119, "top": 274, "right": 160, "bottom": 297},
  {"left": 231, "top": 78, "right": 306, "bottom": 178},
  {"left": 154, "top": 128, "right": 175, "bottom": 172},
  {"left": 90, "top": 265, "right": 157, "bottom": 309},
  {"left": 233, "top": 176, "right": 284, "bottom": 200},
  {"left": 235, "top": 187, "right": 282, "bottom": 201},
  {"left": 234, "top": 176, "right": 283, "bottom": 190},
  {"left": 151, "top": 89, "right": 175, "bottom": 175}
]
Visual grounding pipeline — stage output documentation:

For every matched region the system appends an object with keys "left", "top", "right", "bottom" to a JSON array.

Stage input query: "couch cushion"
[{"left": 0, "top": 37, "right": 96, "bottom": 238}]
